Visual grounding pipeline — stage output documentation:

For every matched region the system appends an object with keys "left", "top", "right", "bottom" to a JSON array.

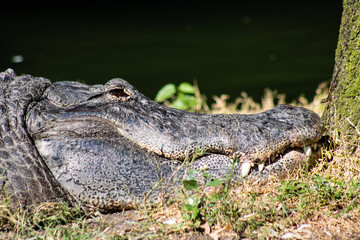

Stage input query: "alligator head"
[{"left": 1, "top": 69, "right": 323, "bottom": 211}]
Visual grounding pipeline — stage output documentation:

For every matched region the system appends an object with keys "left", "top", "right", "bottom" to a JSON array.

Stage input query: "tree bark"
[{"left": 322, "top": 0, "right": 360, "bottom": 150}]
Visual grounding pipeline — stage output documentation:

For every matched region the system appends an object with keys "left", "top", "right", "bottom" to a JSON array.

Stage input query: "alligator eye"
[{"left": 108, "top": 88, "right": 130, "bottom": 98}]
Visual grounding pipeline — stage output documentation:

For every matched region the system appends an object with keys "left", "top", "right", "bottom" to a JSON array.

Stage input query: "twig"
[{"left": 345, "top": 117, "right": 360, "bottom": 136}]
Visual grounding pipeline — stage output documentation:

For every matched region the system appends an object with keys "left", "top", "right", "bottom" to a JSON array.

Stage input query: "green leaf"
[
  {"left": 202, "top": 171, "right": 212, "bottom": 179},
  {"left": 155, "top": 83, "right": 176, "bottom": 102},
  {"left": 190, "top": 207, "right": 200, "bottom": 220},
  {"left": 182, "top": 196, "right": 201, "bottom": 220},
  {"left": 182, "top": 213, "right": 191, "bottom": 221},
  {"left": 183, "top": 204, "right": 196, "bottom": 211},
  {"left": 169, "top": 98, "right": 188, "bottom": 110},
  {"left": 206, "top": 178, "right": 223, "bottom": 187},
  {"left": 178, "top": 82, "right": 195, "bottom": 94},
  {"left": 193, "top": 219, "right": 201, "bottom": 228},
  {"left": 186, "top": 195, "right": 201, "bottom": 206},
  {"left": 208, "top": 193, "right": 220, "bottom": 201},
  {"left": 188, "top": 169, "right": 200, "bottom": 176},
  {"left": 191, "top": 208, "right": 200, "bottom": 220},
  {"left": 182, "top": 179, "right": 199, "bottom": 191},
  {"left": 178, "top": 93, "right": 197, "bottom": 108}
]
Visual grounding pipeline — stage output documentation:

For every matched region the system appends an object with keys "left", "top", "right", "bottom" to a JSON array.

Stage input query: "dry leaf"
[{"left": 200, "top": 221, "right": 211, "bottom": 234}]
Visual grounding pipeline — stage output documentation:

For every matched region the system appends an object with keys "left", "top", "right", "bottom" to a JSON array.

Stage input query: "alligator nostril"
[{"left": 108, "top": 88, "right": 130, "bottom": 99}]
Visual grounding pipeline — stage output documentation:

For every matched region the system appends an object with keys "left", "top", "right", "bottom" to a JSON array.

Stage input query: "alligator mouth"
[{"left": 243, "top": 143, "right": 322, "bottom": 180}]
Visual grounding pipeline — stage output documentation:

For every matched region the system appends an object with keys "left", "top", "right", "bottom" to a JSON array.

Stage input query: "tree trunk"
[{"left": 322, "top": 0, "right": 360, "bottom": 150}]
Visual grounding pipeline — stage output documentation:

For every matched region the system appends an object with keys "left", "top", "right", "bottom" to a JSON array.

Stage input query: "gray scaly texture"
[{"left": 0, "top": 69, "right": 70, "bottom": 208}]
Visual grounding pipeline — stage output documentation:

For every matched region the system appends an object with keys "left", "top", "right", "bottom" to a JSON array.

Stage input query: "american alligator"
[{"left": 0, "top": 69, "right": 323, "bottom": 212}]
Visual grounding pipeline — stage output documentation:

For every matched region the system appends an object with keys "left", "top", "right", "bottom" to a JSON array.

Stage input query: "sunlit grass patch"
[{"left": 0, "top": 199, "right": 106, "bottom": 239}]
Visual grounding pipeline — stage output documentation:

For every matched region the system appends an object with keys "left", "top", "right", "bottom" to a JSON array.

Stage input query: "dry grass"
[
  {"left": 2, "top": 81, "right": 360, "bottom": 239},
  {"left": 209, "top": 81, "right": 328, "bottom": 115}
]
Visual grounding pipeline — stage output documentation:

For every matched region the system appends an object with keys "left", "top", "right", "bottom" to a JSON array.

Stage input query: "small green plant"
[
  {"left": 155, "top": 82, "right": 198, "bottom": 110},
  {"left": 181, "top": 169, "right": 224, "bottom": 228},
  {"left": 276, "top": 175, "right": 360, "bottom": 218}
]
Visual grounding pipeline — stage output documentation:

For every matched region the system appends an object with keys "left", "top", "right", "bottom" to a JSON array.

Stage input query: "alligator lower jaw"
[{"left": 244, "top": 145, "right": 320, "bottom": 180}]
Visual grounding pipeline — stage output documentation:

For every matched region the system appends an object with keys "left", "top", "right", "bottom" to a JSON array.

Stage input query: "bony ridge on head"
[{"left": 105, "top": 78, "right": 136, "bottom": 102}]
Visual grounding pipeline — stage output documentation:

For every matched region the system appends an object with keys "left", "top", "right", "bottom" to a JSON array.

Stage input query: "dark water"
[{"left": 1, "top": 2, "right": 342, "bottom": 102}]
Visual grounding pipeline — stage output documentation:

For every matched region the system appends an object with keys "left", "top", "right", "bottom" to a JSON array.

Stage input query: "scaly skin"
[
  {"left": 0, "top": 69, "right": 323, "bottom": 211},
  {"left": 0, "top": 69, "right": 70, "bottom": 208}
]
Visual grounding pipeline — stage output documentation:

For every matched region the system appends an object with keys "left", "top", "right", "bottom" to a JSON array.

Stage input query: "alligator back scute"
[{"left": 0, "top": 69, "right": 70, "bottom": 208}]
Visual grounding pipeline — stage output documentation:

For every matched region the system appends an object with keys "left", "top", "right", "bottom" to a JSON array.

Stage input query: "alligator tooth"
[
  {"left": 258, "top": 162, "right": 265, "bottom": 172},
  {"left": 241, "top": 162, "right": 252, "bottom": 177},
  {"left": 305, "top": 146, "right": 312, "bottom": 157}
]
